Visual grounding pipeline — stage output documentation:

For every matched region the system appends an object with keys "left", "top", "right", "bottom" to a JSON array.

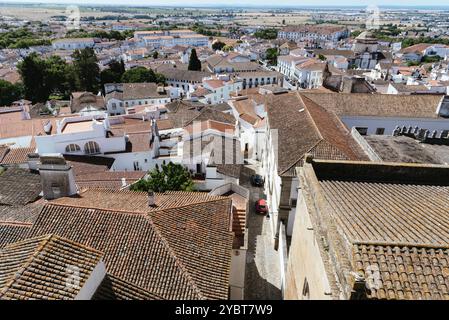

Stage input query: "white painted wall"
[
  {"left": 74, "top": 260, "right": 107, "bottom": 300},
  {"left": 229, "top": 248, "right": 246, "bottom": 300},
  {"left": 340, "top": 116, "right": 449, "bottom": 136}
]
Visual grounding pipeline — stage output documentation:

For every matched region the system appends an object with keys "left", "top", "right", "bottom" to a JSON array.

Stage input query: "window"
[
  {"left": 291, "top": 198, "right": 297, "bottom": 208},
  {"left": 65, "top": 144, "right": 81, "bottom": 153},
  {"left": 302, "top": 278, "right": 310, "bottom": 300},
  {"left": 133, "top": 161, "right": 141, "bottom": 171},
  {"left": 84, "top": 141, "right": 100, "bottom": 155},
  {"left": 375, "top": 128, "right": 385, "bottom": 135},
  {"left": 355, "top": 127, "right": 368, "bottom": 136}
]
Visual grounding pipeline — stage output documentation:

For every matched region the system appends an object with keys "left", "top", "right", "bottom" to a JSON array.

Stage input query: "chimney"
[
  {"left": 121, "top": 177, "right": 127, "bottom": 188},
  {"left": 43, "top": 120, "right": 52, "bottom": 135},
  {"left": 38, "top": 153, "right": 77, "bottom": 200},
  {"left": 27, "top": 153, "right": 40, "bottom": 172},
  {"left": 147, "top": 190, "right": 156, "bottom": 207}
]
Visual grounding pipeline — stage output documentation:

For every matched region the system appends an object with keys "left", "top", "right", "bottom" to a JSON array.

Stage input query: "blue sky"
[{"left": 2, "top": 0, "right": 449, "bottom": 7}]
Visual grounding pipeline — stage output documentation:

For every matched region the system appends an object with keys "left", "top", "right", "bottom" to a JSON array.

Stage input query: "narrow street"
[{"left": 241, "top": 162, "right": 282, "bottom": 300}]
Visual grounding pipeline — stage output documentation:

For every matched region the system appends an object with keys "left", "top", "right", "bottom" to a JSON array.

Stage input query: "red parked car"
[{"left": 255, "top": 199, "right": 268, "bottom": 215}]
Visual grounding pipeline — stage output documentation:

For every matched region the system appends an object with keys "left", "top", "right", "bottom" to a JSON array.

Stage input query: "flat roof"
[{"left": 61, "top": 120, "right": 95, "bottom": 134}]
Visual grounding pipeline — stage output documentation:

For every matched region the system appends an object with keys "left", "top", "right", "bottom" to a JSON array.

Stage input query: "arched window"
[
  {"left": 65, "top": 144, "right": 81, "bottom": 153},
  {"left": 84, "top": 141, "right": 100, "bottom": 155}
]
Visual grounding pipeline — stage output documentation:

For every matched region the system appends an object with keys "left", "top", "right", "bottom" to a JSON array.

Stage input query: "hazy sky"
[{"left": 2, "top": 0, "right": 449, "bottom": 7}]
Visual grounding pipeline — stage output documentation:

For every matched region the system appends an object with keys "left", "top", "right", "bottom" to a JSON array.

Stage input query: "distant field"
[
  {"left": 0, "top": 5, "right": 119, "bottom": 20},
  {"left": 234, "top": 12, "right": 311, "bottom": 27}
]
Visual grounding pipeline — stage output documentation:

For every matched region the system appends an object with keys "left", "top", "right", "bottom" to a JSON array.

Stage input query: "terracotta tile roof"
[
  {"left": 28, "top": 203, "right": 204, "bottom": 300},
  {"left": 0, "top": 234, "right": 103, "bottom": 300},
  {"left": 0, "top": 147, "right": 35, "bottom": 165},
  {"left": 353, "top": 243, "right": 449, "bottom": 300},
  {"left": 75, "top": 171, "right": 146, "bottom": 190},
  {"left": 204, "top": 79, "right": 226, "bottom": 89},
  {"left": 0, "top": 168, "right": 42, "bottom": 206},
  {"left": 0, "top": 146, "right": 8, "bottom": 162},
  {"left": 301, "top": 160, "right": 449, "bottom": 300},
  {"left": 265, "top": 92, "right": 366, "bottom": 176},
  {"left": 25, "top": 189, "right": 234, "bottom": 299},
  {"left": 122, "top": 83, "right": 168, "bottom": 100},
  {"left": 191, "top": 86, "right": 213, "bottom": 98},
  {"left": 156, "top": 118, "right": 175, "bottom": 130},
  {"left": 233, "top": 98, "right": 262, "bottom": 126},
  {"left": 165, "top": 101, "right": 235, "bottom": 129},
  {"left": 0, "top": 118, "right": 57, "bottom": 140},
  {"left": 0, "top": 223, "right": 32, "bottom": 248},
  {"left": 400, "top": 43, "right": 432, "bottom": 54},
  {"left": 92, "top": 274, "right": 162, "bottom": 300},
  {"left": 319, "top": 179, "right": 449, "bottom": 245},
  {"left": 185, "top": 108, "right": 236, "bottom": 127},
  {"left": 70, "top": 92, "right": 105, "bottom": 113},
  {"left": 302, "top": 92, "right": 443, "bottom": 119},
  {"left": 184, "top": 120, "right": 236, "bottom": 135},
  {"left": 0, "top": 202, "right": 44, "bottom": 225},
  {"left": 109, "top": 116, "right": 152, "bottom": 135},
  {"left": 65, "top": 155, "right": 115, "bottom": 176},
  {"left": 50, "top": 189, "right": 227, "bottom": 213},
  {"left": 183, "top": 133, "right": 243, "bottom": 172}
]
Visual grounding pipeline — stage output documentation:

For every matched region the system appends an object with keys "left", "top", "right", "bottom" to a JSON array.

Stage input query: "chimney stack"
[
  {"left": 27, "top": 153, "right": 40, "bottom": 172},
  {"left": 38, "top": 153, "right": 77, "bottom": 200},
  {"left": 147, "top": 190, "right": 156, "bottom": 207}
]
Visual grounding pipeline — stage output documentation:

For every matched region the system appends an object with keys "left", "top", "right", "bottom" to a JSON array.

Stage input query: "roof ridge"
[
  {"left": 352, "top": 240, "right": 449, "bottom": 250},
  {"left": 278, "top": 93, "right": 323, "bottom": 176},
  {"left": 0, "top": 234, "right": 53, "bottom": 298},
  {"left": 280, "top": 139, "right": 323, "bottom": 176},
  {"left": 150, "top": 196, "right": 231, "bottom": 213},
  {"left": 298, "top": 93, "right": 324, "bottom": 140},
  {"left": 143, "top": 214, "right": 205, "bottom": 299},
  {"left": 0, "top": 220, "right": 33, "bottom": 227}
]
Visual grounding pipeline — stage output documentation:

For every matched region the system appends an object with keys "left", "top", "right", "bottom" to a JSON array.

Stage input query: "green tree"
[
  {"left": 254, "top": 28, "right": 278, "bottom": 40},
  {"left": 130, "top": 162, "right": 195, "bottom": 193},
  {"left": 17, "top": 52, "right": 50, "bottom": 103},
  {"left": 265, "top": 48, "right": 278, "bottom": 66},
  {"left": 72, "top": 48, "right": 100, "bottom": 92},
  {"left": 121, "top": 66, "right": 165, "bottom": 84},
  {"left": 212, "top": 41, "right": 226, "bottom": 51},
  {"left": 0, "top": 80, "right": 23, "bottom": 106},
  {"left": 45, "top": 56, "right": 72, "bottom": 98},
  {"left": 152, "top": 51, "right": 159, "bottom": 59},
  {"left": 100, "top": 59, "right": 126, "bottom": 93},
  {"left": 188, "top": 48, "right": 201, "bottom": 71},
  {"left": 222, "top": 45, "right": 234, "bottom": 52}
]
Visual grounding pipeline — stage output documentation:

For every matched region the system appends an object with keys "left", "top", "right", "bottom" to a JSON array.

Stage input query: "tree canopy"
[
  {"left": 121, "top": 66, "right": 165, "bottom": 84},
  {"left": 100, "top": 59, "right": 126, "bottom": 93},
  {"left": 18, "top": 48, "right": 101, "bottom": 102},
  {"left": 130, "top": 162, "right": 195, "bottom": 193},
  {"left": 72, "top": 48, "right": 101, "bottom": 93},
  {"left": 254, "top": 28, "right": 278, "bottom": 40},
  {"left": 0, "top": 80, "right": 23, "bottom": 106},
  {"left": 212, "top": 41, "right": 226, "bottom": 51},
  {"left": 265, "top": 48, "right": 279, "bottom": 66},
  {"left": 17, "top": 53, "right": 52, "bottom": 103},
  {"left": 188, "top": 49, "right": 201, "bottom": 71}
]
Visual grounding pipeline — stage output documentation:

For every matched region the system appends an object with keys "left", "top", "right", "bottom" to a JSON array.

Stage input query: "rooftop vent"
[{"left": 147, "top": 190, "right": 156, "bottom": 207}]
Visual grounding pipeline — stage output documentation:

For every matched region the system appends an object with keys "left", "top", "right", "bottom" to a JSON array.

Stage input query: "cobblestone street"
[{"left": 241, "top": 162, "right": 282, "bottom": 300}]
